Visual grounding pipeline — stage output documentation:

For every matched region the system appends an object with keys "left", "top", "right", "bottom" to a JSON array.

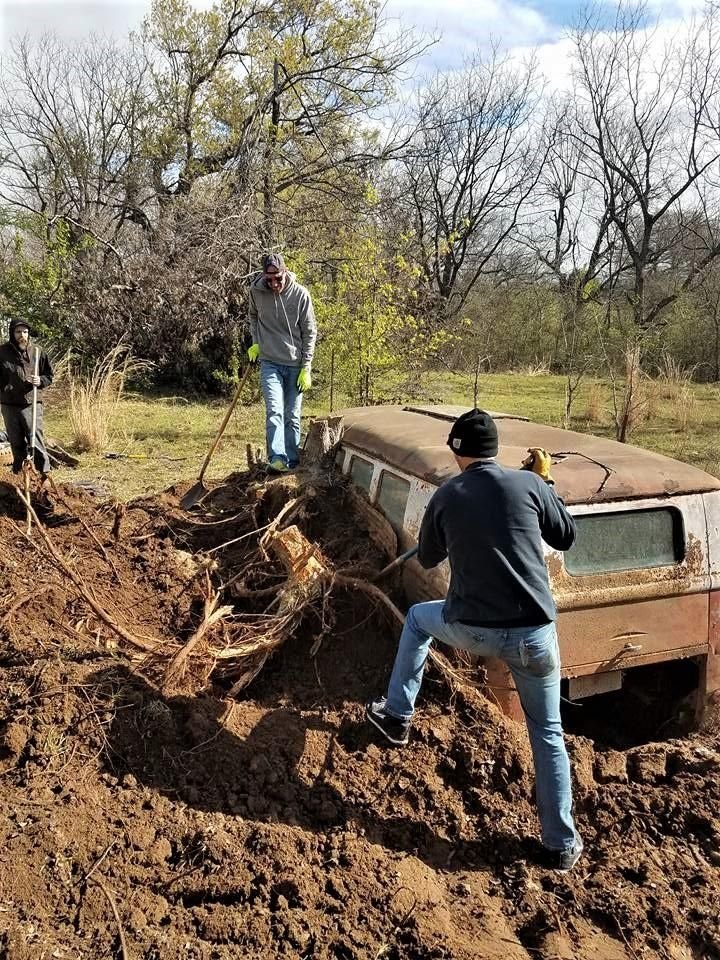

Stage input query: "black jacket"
[
  {"left": 418, "top": 460, "right": 576, "bottom": 626},
  {"left": 0, "top": 323, "right": 53, "bottom": 407}
]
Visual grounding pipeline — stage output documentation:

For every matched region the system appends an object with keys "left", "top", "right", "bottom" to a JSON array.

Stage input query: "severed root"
[
  {"left": 208, "top": 524, "right": 331, "bottom": 693},
  {"left": 111, "top": 501, "right": 126, "bottom": 540},
  {"left": 331, "top": 574, "right": 405, "bottom": 626},
  {"left": 163, "top": 579, "right": 233, "bottom": 692}
]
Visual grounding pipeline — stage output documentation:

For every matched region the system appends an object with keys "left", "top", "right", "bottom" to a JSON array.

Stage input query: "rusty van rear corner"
[{"left": 332, "top": 404, "right": 720, "bottom": 738}]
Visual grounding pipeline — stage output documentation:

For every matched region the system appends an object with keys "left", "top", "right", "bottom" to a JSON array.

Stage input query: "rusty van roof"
[{"left": 337, "top": 405, "right": 720, "bottom": 505}]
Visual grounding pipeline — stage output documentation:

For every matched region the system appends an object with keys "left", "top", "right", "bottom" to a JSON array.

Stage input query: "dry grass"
[
  {"left": 674, "top": 383, "right": 698, "bottom": 433},
  {"left": 67, "top": 346, "right": 153, "bottom": 453},
  {"left": 583, "top": 381, "right": 606, "bottom": 423},
  {"left": 517, "top": 359, "right": 552, "bottom": 376}
]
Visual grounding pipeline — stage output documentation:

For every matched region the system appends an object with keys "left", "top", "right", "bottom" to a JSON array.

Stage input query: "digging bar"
[
  {"left": 372, "top": 545, "right": 419, "bottom": 582},
  {"left": 181, "top": 363, "right": 255, "bottom": 510},
  {"left": 24, "top": 345, "right": 40, "bottom": 534}
]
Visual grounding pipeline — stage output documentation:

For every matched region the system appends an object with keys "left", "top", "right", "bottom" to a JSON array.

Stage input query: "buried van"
[{"left": 334, "top": 404, "right": 720, "bottom": 730}]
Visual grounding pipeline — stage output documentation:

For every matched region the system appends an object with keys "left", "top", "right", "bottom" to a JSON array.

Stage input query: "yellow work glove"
[
  {"left": 521, "top": 447, "right": 554, "bottom": 484},
  {"left": 247, "top": 343, "right": 260, "bottom": 363},
  {"left": 297, "top": 366, "right": 312, "bottom": 392}
]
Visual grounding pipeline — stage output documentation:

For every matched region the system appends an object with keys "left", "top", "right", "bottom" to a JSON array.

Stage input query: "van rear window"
[
  {"left": 565, "top": 508, "right": 685, "bottom": 575},
  {"left": 376, "top": 471, "right": 410, "bottom": 531},
  {"left": 349, "top": 455, "right": 374, "bottom": 494}
]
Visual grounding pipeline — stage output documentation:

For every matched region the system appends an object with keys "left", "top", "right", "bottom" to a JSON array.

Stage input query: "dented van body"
[{"left": 335, "top": 405, "right": 720, "bottom": 724}]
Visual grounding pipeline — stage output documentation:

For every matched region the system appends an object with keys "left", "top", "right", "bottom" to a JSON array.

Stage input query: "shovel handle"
[
  {"left": 28, "top": 346, "right": 39, "bottom": 462},
  {"left": 197, "top": 363, "right": 254, "bottom": 483},
  {"left": 373, "top": 545, "right": 419, "bottom": 582}
]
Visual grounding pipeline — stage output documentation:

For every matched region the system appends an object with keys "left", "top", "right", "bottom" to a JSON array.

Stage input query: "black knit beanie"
[{"left": 447, "top": 408, "right": 498, "bottom": 458}]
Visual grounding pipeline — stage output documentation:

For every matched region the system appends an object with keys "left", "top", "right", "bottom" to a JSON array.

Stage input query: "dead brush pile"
[{"left": 0, "top": 446, "right": 419, "bottom": 703}]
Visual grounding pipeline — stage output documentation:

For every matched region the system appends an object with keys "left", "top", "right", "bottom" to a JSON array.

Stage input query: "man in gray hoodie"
[{"left": 247, "top": 253, "right": 317, "bottom": 473}]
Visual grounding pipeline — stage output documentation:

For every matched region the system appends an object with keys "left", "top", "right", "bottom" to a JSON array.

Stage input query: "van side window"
[
  {"left": 376, "top": 471, "right": 411, "bottom": 531},
  {"left": 349, "top": 455, "right": 374, "bottom": 494},
  {"left": 565, "top": 508, "right": 685, "bottom": 575}
]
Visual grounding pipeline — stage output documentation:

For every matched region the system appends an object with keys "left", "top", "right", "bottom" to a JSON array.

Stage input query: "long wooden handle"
[
  {"left": 197, "top": 364, "right": 254, "bottom": 483},
  {"left": 29, "top": 346, "right": 39, "bottom": 454},
  {"left": 373, "top": 545, "right": 419, "bottom": 581}
]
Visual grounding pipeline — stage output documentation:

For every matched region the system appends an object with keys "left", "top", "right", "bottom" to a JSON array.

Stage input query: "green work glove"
[
  {"left": 297, "top": 366, "right": 312, "bottom": 392},
  {"left": 521, "top": 447, "right": 554, "bottom": 484},
  {"left": 247, "top": 343, "right": 260, "bottom": 363}
]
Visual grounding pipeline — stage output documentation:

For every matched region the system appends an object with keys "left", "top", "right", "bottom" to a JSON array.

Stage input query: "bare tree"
[
  {"left": 521, "top": 100, "right": 618, "bottom": 425},
  {"left": 569, "top": 5, "right": 720, "bottom": 438},
  {"left": 572, "top": 6, "right": 720, "bottom": 331},
  {"left": 0, "top": 35, "right": 152, "bottom": 241},
  {"left": 400, "top": 49, "right": 546, "bottom": 315}
]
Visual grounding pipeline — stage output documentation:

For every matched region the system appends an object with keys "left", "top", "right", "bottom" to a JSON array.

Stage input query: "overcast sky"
[{"left": 0, "top": 0, "right": 706, "bottom": 70}]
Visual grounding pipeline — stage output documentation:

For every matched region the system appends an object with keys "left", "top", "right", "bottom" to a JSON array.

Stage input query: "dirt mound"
[{"left": 0, "top": 470, "right": 718, "bottom": 959}]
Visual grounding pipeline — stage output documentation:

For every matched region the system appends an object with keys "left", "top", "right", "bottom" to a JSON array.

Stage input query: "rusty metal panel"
[
  {"left": 545, "top": 495, "right": 710, "bottom": 611},
  {"left": 699, "top": 589, "right": 720, "bottom": 724},
  {"left": 404, "top": 477, "right": 435, "bottom": 541},
  {"left": 337, "top": 405, "right": 720, "bottom": 505},
  {"left": 548, "top": 494, "right": 710, "bottom": 609},
  {"left": 557, "top": 592, "right": 709, "bottom": 672},
  {"left": 702, "top": 490, "right": 720, "bottom": 591}
]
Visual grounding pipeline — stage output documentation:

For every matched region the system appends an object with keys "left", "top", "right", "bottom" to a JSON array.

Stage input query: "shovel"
[
  {"left": 372, "top": 545, "right": 418, "bottom": 582},
  {"left": 23, "top": 345, "right": 40, "bottom": 534},
  {"left": 181, "top": 363, "right": 255, "bottom": 510}
]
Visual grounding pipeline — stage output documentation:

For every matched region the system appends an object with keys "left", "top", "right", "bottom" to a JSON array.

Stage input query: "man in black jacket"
[
  {"left": 366, "top": 408, "right": 583, "bottom": 872},
  {"left": 0, "top": 318, "right": 53, "bottom": 475}
]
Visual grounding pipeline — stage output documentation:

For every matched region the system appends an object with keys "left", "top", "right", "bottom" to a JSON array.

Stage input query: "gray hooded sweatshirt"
[{"left": 248, "top": 271, "right": 317, "bottom": 368}]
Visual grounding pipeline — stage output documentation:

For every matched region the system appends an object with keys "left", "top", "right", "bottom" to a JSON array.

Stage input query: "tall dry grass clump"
[
  {"left": 583, "top": 381, "right": 605, "bottom": 424},
  {"left": 653, "top": 351, "right": 699, "bottom": 431},
  {"left": 68, "top": 345, "right": 152, "bottom": 453}
]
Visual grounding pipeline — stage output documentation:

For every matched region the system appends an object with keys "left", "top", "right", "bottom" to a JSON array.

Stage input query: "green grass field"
[{"left": 43, "top": 372, "right": 720, "bottom": 499}]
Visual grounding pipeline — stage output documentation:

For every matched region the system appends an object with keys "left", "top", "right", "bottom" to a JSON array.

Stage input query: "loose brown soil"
[{"left": 0, "top": 470, "right": 718, "bottom": 960}]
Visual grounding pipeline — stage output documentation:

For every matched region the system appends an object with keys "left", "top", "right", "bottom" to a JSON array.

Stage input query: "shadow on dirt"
[{"left": 92, "top": 655, "right": 529, "bottom": 877}]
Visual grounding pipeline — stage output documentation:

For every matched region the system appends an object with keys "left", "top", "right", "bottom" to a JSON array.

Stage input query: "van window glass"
[
  {"left": 565, "top": 508, "right": 684, "bottom": 575},
  {"left": 349, "top": 455, "right": 374, "bottom": 494},
  {"left": 377, "top": 471, "right": 410, "bottom": 531}
]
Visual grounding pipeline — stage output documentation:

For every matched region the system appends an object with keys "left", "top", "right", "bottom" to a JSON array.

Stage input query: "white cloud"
[
  {"left": 386, "top": 0, "right": 558, "bottom": 72},
  {"left": 0, "top": 0, "right": 147, "bottom": 50}
]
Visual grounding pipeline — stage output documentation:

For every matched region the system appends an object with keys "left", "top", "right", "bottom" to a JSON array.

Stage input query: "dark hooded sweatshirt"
[
  {"left": 418, "top": 460, "right": 576, "bottom": 626},
  {"left": 0, "top": 319, "right": 53, "bottom": 407}
]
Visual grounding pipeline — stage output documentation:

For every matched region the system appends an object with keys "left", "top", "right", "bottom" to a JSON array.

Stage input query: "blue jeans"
[
  {"left": 385, "top": 600, "right": 577, "bottom": 852},
  {"left": 259, "top": 361, "right": 303, "bottom": 466}
]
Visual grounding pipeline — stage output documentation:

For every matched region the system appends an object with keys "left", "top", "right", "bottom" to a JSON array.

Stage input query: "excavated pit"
[{"left": 0, "top": 469, "right": 718, "bottom": 960}]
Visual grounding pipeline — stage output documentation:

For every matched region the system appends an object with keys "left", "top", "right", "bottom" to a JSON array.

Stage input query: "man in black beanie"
[{"left": 366, "top": 408, "right": 583, "bottom": 872}]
